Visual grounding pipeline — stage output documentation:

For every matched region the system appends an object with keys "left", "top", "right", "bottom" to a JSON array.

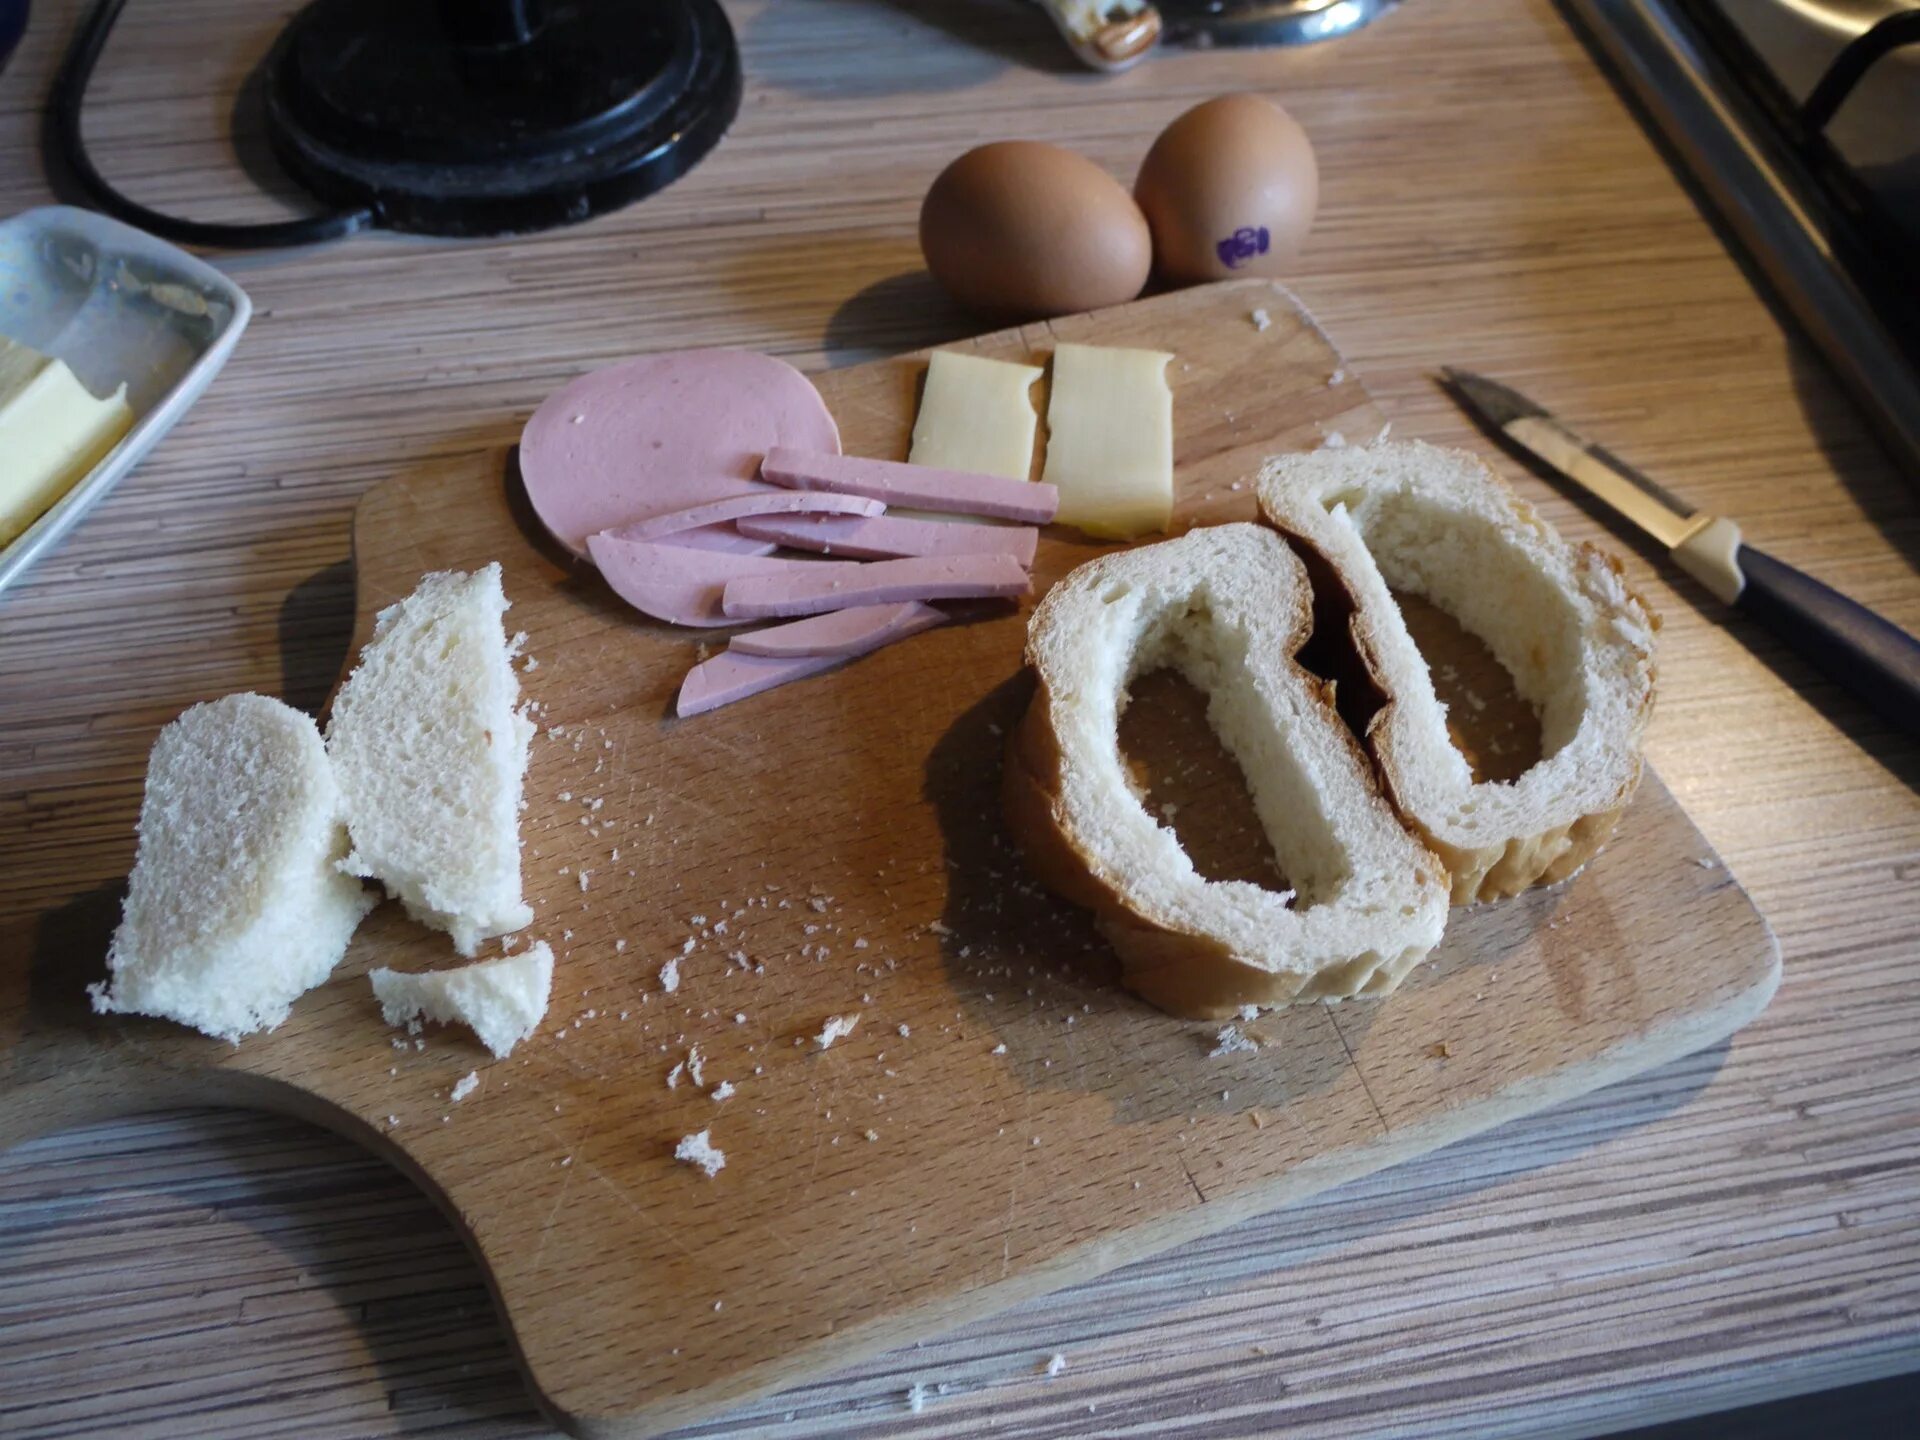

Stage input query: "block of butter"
[{"left": 0, "top": 337, "right": 135, "bottom": 547}]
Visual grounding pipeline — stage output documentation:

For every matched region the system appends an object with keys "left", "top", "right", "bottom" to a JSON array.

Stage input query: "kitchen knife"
[{"left": 1442, "top": 368, "right": 1920, "bottom": 735}]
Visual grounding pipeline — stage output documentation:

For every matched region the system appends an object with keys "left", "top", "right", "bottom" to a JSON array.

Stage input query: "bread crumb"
[
  {"left": 688, "top": 1045, "right": 706, "bottom": 1087},
  {"left": 1696, "top": 856, "right": 1720, "bottom": 869},
  {"left": 1321, "top": 429, "right": 1348, "bottom": 449},
  {"left": 815, "top": 1013, "right": 860, "bottom": 1049},
  {"left": 711, "top": 1081, "right": 736, "bottom": 1101},
  {"left": 906, "top": 1383, "right": 927, "bottom": 1413},
  {"left": 660, "top": 956, "right": 682, "bottom": 992},
  {"left": 1209, "top": 1025, "right": 1259, "bottom": 1057},
  {"left": 387, "top": 1115, "right": 400, "bottom": 1127},
  {"left": 674, "top": 1129, "right": 725, "bottom": 1177},
  {"left": 615, "top": 939, "right": 627, "bottom": 953},
  {"left": 1328, "top": 367, "right": 1346, "bottom": 385},
  {"left": 1237, "top": 1005, "right": 1260, "bottom": 1021},
  {"left": 897, "top": 1023, "right": 910, "bottom": 1038},
  {"left": 991, "top": 1043, "right": 1007, "bottom": 1055},
  {"left": 578, "top": 871, "right": 591, "bottom": 892},
  {"left": 1427, "top": 1041, "right": 1453, "bottom": 1060},
  {"left": 451, "top": 1071, "right": 479, "bottom": 1102},
  {"left": 865, "top": 1128, "right": 880, "bottom": 1142},
  {"left": 1043, "top": 1353, "right": 1067, "bottom": 1377},
  {"left": 1250, "top": 307, "right": 1271, "bottom": 330},
  {"left": 667, "top": 1061, "right": 684, "bottom": 1089}
]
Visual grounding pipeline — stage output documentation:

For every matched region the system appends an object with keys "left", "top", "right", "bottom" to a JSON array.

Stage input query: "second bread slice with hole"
[
  {"left": 1003, "top": 523, "right": 1449, "bottom": 1019},
  {"left": 1258, "top": 441, "right": 1658, "bottom": 903}
]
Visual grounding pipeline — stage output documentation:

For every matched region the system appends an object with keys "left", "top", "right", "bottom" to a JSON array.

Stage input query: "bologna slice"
[
  {"left": 729, "top": 601, "right": 947, "bottom": 658},
  {"left": 721, "top": 553, "right": 1029, "bottom": 620},
  {"left": 677, "top": 651, "right": 843, "bottom": 718},
  {"left": 602, "top": 491, "right": 884, "bottom": 544},
  {"left": 521, "top": 350, "right": 841, "bottom": 557},
  {"left": 587, "top": 532, "right": 816, "bottom": 627},
  {"left": 736, "top": 512, "right": 1040, "bottom": 566},
  {"left": 760, "top": 448, "right": 1058, "bottom": 524}
]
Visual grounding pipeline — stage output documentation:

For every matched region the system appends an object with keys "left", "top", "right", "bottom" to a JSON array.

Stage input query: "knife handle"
[{"left": 1734, "top": 545, "right": 1920, "bottom": 735}]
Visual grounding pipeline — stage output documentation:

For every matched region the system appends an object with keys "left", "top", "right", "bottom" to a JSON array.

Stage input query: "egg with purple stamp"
[{"left": 1134, "top": 94, "right": 1319, "bottom": 286}]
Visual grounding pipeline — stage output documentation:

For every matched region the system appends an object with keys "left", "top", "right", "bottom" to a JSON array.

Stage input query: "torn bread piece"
[
  {"left": 370, "top": 943, "right": 553, "bottom": 1057},
  {"left": 1003, "top": 524, "right": 1448, "bottom": 1019},
  {"left": 1258, "top": 441, "right": 1658, "bottom": 902},
  {"left": 328, "top": 563, "right": 535, "bottom": 954},
  {"left": 90, "top": 694, "right": 376, "bottom": 1042}
]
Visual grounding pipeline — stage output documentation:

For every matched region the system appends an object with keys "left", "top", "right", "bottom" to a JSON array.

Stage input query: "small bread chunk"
[
  {"left": 1004, "top": 524, "right": 1448, "bottom": 1019},
  {"left": 674, "top": 1128, "right": 726, "bottom": 1178},
  {"left": 91, "top": 694, "right": 375, "bottom": 1042},
  {"left": 328, "top": 564, "right": 535, "bottom": 954},
  {"left": 369, "top": 943, "right": 553, "bottom": 1057},
  {"left": 1258, "top": 442, "right": 1658, "bottom": 902}
]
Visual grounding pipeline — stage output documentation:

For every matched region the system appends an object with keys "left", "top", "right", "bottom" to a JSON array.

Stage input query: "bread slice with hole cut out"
[
  {"left": 1258, "top": 441, "right": 1658, "bottom": 904},
  {"left": 327, "top": 563, "right": 535, "bottom": 955},
  {"left": 1003, "top": 523, "right": 1450, "bottom": 1019},
  {"left": 91, "top": 694, "right": 377, "bottom": 1042}
]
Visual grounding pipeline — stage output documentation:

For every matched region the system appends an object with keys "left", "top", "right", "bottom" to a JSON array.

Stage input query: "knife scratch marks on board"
[
  {"left": 799, "top": 1063, "right": 846, "bottom": 1205},
  {"left": 1178, "top": 1153, "right": 1208, "bottom": 1206},
  {"left": 575, "top": 1156, "right": 708, "bottom": 1267},
  {"left": 1001, "top": 1085, "right": 1036, "bottom": 1279},
  {"left": 532, "top": 1163, "right": 575, "bottom": 1272},
  {"left": 1321, "top": 1001, "right": 1391, "bottom": 1135}
]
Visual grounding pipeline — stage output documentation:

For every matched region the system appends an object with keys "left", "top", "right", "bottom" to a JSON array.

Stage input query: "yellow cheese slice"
[
  {"left": 0, "top": 337, "right": 135, "bottom": 547},
  {"left": 909, "top": 350, "right": 1043, "bottom": 482},
  {"left": 1041, "top": 342, "right": 1174, "bottom": 540}
]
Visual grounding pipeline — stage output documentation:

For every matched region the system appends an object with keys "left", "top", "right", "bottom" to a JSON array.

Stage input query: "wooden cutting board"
[{"left": 0, "top": 280, "right": 1778, "bottom": 1439}]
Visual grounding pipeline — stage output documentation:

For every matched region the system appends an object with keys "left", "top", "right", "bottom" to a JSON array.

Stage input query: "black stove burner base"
[{"left": 261, "top": 0, "right": 741, "bottom": 238}]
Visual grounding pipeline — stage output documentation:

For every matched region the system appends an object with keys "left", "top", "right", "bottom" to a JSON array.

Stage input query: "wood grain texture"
[
  {"left": 0, "top": 279, "right": 1779, "bottom": 1435},
  {"left": 0, "top": 0, "right": 1915, "bottom": 1436}
]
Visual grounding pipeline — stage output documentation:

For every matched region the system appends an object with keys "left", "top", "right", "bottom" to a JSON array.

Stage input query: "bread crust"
[
  {"left": 1351, "top": 543, "right": 1654, "bottom": 903},
  {"left": 1260, "top": 449, "right": 1659, "bottom": 906},
  {"left": 1001, "top": 528, "right": 1448, "bottom": 1019}
]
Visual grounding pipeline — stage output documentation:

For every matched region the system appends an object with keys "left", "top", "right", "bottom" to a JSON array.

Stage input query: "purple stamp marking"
[{"left": 1216, "top": 226, "right": 1271, "bottom": 269}]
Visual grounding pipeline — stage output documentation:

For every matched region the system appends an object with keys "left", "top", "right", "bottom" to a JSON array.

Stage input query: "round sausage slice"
[{"left": 522, "top": 350, "right": 841, "bottom": 557}]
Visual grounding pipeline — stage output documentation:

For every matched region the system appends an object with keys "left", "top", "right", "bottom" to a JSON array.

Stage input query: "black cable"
[
  {"left": 48, "top": 0, "right": 374, "bottom": 249},
  {"left": 1801, "top": 10, "right": 1920, "bottom": 134}
]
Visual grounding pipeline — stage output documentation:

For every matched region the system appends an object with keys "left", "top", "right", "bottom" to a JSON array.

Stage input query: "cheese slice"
[
  {"left": 909, "top": 350, "right": 1043, "bottom": 482},
  {"left": 0, "top": 337, "right": 134, "bottom": 546},
  {"left": 1041, "top": 343, "right": 1174, "bottom": 540}
]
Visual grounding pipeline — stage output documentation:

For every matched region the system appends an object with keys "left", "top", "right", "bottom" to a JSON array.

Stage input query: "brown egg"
[
  {"left": 919, "top": 141, "right": 1152, "bottom": 319},
  {"left": 1134, "top": 94, "right": 1319, "bottom": 285}
]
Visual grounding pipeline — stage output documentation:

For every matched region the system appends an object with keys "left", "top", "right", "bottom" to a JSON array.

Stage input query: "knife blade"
[
  {"left": 1438, "top": 370, "right": 1705, "bottom": 544},
  {"left": 1442, "top": 368, "right": 1920, "bottom": 735}
]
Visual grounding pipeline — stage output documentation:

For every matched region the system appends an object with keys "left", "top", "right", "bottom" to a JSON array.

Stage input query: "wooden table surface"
[{"left": 1, "top": 1, "right": 1915, "bottom": 1436}]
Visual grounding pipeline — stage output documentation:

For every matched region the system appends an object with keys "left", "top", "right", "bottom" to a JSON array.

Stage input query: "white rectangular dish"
[{"left": 0, "top": 205, "right": 251, "bottom": 600}]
